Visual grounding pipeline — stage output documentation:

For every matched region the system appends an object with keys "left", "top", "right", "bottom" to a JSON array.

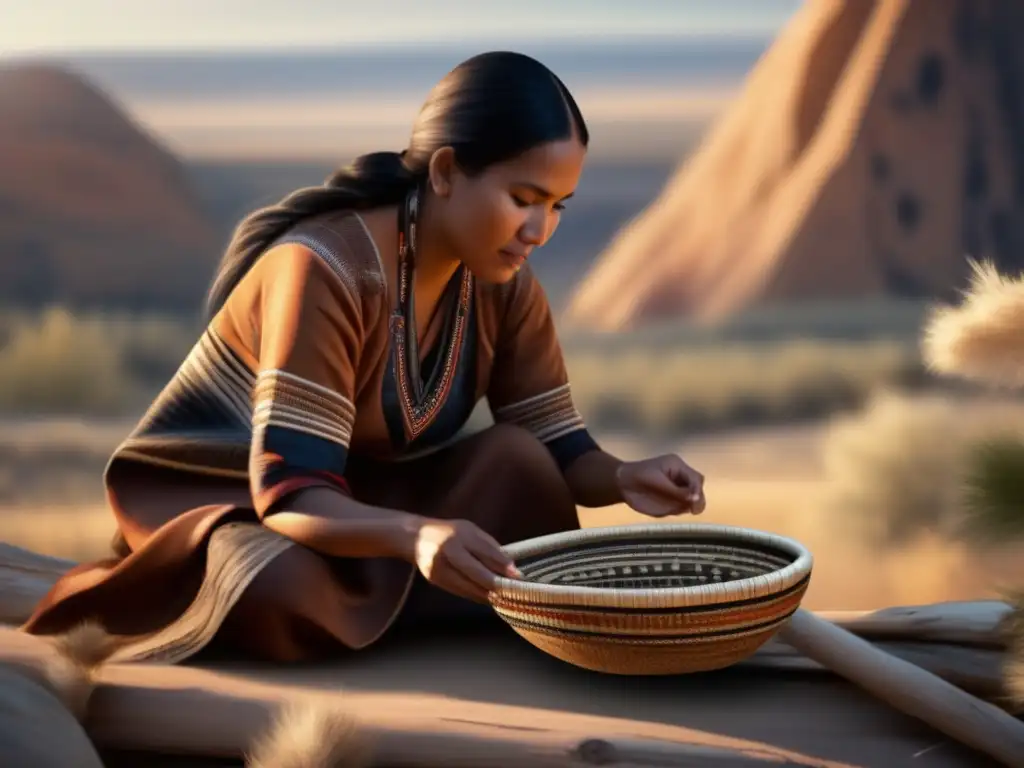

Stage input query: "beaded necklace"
[{"left": 391, "top": 184, "right": 473, "bottom": 441}]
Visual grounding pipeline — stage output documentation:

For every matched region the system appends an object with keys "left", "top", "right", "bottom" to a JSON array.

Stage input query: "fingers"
[
  {"left": 671, "top": 465, "right": 704, "bottom": 498},
  {"left": 444, "top": 546, "right": 501, "bottom": 596},
  {"left": 644, "top": 472, "right": 696, "bottom": 506},
  {"left": 662, "top": 458, "right": 705, "bottom": 513},
  {"left": 436, "top": 563, "right": 490, "bottom": 603},
  {"left": 640, "top": 475, "right": 707, "bottom": 517},
  {"left": 463, "top": 528, "right": 521, "bottom": 578}
]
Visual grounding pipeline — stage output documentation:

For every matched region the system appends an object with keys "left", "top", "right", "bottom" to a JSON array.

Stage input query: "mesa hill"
[
  {"left": 0, "top": 63, "right": 220, "bottom": 311},
  {"left": 566, "top": 0, "right": 1024, "bottom": 329}
]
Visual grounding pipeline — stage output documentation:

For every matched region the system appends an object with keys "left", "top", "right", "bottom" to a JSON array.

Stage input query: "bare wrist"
[{"left": 391, "top": 513, "right": 427, "bottom": 563}]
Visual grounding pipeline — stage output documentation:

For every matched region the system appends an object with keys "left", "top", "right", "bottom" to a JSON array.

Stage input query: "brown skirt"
[{"left": 21, "top": 424, "right": 580, "bottom": 664}]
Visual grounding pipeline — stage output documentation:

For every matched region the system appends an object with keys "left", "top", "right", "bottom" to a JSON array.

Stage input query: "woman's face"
[{"left": 434, "top": 137, "right": 587, "bottom": 284}]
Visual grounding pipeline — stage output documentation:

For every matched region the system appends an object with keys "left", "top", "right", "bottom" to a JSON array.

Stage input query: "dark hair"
[{"left": 204, "top": 50, "right": 589, "bottom": 318}]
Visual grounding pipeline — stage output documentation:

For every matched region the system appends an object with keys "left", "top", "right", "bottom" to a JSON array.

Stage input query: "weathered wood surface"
[
  {"left": 0, "top": 665, "right": 104, "bottom": 768},
  {"left": 779, "top": 609, "right": 1024, "bottom": 768},
  {"left": 0, "top": 624, "right": 1004, "bottom": 767},
  {"left": 813, "top": 602, "right": 1014, "bottom": 647},
  {"left": 749, "top": 636, "right": 1007, "bottom": 699},
  {"left": 81, "top": 664, "right": 981, "bottom": 767},
  {"left": 4, "top": 544, "right": 1019, "bottom": 765}
]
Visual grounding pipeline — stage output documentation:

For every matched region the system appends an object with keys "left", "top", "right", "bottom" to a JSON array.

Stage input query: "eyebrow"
[{"left": 514, "top": 182, "right": 575, "bottom": 202}]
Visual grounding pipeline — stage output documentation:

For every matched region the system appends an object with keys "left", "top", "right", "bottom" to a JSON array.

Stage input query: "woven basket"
[{"left": 489, "top": 523, "right": 813, "bottom": 675}]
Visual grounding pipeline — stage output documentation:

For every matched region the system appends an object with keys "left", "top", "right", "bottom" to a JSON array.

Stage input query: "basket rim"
[{"left": 492, "top": 522, "right": 813, "bottom": 610}]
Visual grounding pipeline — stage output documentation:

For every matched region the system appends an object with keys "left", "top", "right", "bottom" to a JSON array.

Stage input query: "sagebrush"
[
  {"left": 821, "top": 390, "right": 1024, "bottom": 547},
  {"left": 0, "top": 306, "right": 925, "bottom": 434}
]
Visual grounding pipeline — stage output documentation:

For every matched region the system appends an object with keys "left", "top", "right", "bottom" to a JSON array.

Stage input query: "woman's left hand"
[{"left": 615, "top": 454, "right": 706, "bottom": 518}]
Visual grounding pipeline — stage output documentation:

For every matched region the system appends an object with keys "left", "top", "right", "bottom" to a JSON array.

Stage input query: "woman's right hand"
[{"left": 412, "top": 518, "right": 522, "bottom": 603}]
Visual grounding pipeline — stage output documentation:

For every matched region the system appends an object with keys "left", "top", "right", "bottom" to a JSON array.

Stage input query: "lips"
[{"left": 499, "top": 249, "right": 528, "bottom": 268}]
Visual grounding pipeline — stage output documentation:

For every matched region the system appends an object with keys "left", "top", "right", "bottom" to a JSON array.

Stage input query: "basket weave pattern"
[{"left": 489, "top": 524, "right": 813, "bottom": 675}]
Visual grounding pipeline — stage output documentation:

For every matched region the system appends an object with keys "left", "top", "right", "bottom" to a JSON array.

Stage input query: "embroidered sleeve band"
[
  {"left": 492, "top": 383, "right": 598, "bottom": 469},
  {"left": 492, "top": 383, "right": 584, "bottom": 442},
  {"left": 251, "top": 371, "right": 356, "bottom": 515}
]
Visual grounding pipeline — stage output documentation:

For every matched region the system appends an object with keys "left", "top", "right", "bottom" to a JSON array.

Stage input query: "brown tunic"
[{"left": 22, "top": 210, "right": 597, "bottom": 663}]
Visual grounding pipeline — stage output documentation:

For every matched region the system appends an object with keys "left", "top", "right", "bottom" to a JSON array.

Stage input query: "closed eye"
[
  {"left": 512, "top": 182, "right": 577, "bottom": 211},
  {"left": 511, "top": 193, "right": 567, "bottom": 212}
]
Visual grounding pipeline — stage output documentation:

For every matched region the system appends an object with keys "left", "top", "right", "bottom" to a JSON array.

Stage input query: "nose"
[{"left": 518, "top": 207, "right": 557, "bottom": 248}]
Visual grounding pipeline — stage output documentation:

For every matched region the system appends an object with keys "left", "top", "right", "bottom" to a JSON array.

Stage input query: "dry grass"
[
  {"left": 568, "top": 338, "right": 919, "bottom": 434},
  {"left": 821, "top": 390, "right": 1024, "bottom": 548},
  {"left": 922, "top": 260, "right": 1024, "bottom": 388},
  {"left": 0, "top": 308, "right": 197, "bottom": 416},
  {"left": 0, "top": 306, "right": 924, "bottom": 436}
]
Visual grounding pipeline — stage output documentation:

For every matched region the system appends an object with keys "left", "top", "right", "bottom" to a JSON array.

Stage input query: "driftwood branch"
[
  {"left": 779, "top": 608, "right": 1024, "bottom": 768},
  {"left": 748, "top": 636, "right": 1007, "bottom": 699},
  {"left": 812, "top": 602, "right": 1014, "bottom": 647}
]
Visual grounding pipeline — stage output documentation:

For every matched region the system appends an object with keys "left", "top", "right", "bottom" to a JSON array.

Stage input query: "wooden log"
[
  {"left": 82, "top": 679, "right": 840, "bottom": 767},
  {"left": 250, "top": 699, "right": 821, "bottom": 767},
  {"left": 814, "top": 602, "right": 1013, "bottom": 648},
  {"left": 0, "top": 664, "right": 105, "bottom": 768},
  {"left": 748, "top": 636, "right": 1007, "bottom": 700},
  {"left": 778, "top": 608, "right": 1024, "bottom": 768}
]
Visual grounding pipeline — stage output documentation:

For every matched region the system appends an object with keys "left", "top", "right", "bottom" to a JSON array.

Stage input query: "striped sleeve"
[
  {"left": 487, "top": 265, "right": 599, "bottom": 471},
  {"left": 248, "top": 243, "right": 362, "bottom": 518}
]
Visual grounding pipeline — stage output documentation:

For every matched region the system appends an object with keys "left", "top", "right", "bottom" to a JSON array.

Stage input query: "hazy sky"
[{"left": 3, "top": 0, "right": 801, "bottom": 53}]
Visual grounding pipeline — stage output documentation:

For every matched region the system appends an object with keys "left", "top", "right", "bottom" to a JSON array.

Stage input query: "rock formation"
[
  {"left": 0, "top": 64, "right": 219, "bottom": 311},
  {"left": 565, "top": 0, "right": 1024, "bottom": 329}
]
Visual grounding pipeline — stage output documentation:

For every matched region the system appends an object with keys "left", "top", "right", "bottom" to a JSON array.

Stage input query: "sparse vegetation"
[
  {"left": 568, "top": 337, "right": 922, "bottom": 435},
  {"left": 0, "top": 307, "right": 198, "bottom": 417},
  {"left": 0, "top": 304, "right": 929, "bottom": 435},
  {"left": 961, "top": 435, "right": 1024, "bottom": 543},
  {"left": 820, "top": 390, "right": 1024, "bottom": 547}
]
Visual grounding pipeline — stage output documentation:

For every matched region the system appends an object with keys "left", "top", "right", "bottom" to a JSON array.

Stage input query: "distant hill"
[
  {"left": 0, "top": 64, "right": 220, "bottom": 312},
  {"left": 566, "top": 0, "right": 1024, "bottom": 329}
]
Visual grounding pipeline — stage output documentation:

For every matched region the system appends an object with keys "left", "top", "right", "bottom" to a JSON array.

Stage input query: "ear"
[{"left": 427, "top": 147, "right": 459, "bottom": 198}]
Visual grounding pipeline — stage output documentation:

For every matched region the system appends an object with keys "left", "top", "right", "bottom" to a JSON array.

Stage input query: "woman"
[{"left": 23, "top": 51, "right": 706, "bottom": 664}]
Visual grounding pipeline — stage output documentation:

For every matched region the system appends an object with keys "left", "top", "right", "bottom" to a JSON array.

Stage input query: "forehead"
[{"left": 488, "top": 138, "right": 586, "bottom": 195}]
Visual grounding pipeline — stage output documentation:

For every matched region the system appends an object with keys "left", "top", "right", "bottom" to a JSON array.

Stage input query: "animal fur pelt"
[{"left": 246, "top": 700, "right": 373, "bottom": 768}]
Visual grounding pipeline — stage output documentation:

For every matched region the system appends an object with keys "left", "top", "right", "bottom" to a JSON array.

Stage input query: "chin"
[{"left": 466, "top": 264, "right": 521, "bottom": 285}]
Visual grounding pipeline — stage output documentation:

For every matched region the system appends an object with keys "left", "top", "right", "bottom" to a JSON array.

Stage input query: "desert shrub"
[
  {"left": 821, "top": 390, "right": 1024, "bottom": 547},
  {"left": 0, "top": 305, "right": 924, "bottom": 429},
  {"left": 0, "top": 308, "right": 131, "bottom": 414},
  {"left": 961, "top": 434, "right": 1024, "bottom": 543},
  {"left": 0, "top": 307, "right": 194, "bottom": 416},
  {"left": 568, "top": 339, "right": 922, "bottom": 436}
]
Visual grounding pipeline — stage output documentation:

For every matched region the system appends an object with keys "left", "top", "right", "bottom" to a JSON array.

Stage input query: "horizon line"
[{"left": 2, "top": 30, "right": 776, "bottom": 60}]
